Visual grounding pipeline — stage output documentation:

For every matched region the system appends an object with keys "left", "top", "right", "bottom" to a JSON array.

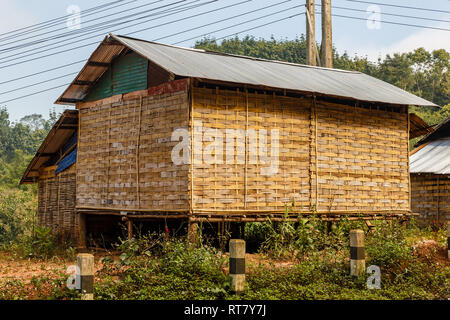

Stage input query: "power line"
[
  {"left": 0, "top": 0, "right": 180, "bottom": 51},
  {"left": 0, "top": 0, "right": 286, "bottom": 91},
  {"left": 342, "top": 0, "right": 450, "bottom": 14},
  {"left": 0, "top": 72, "right": 78, "bottom": 96},
  {"left": 319, "top": 12, "right": 450, "bottom": 32},
  {"left": 0, "top": 60, "right": 86, "bottom": 85},
  {"left": 0, "top": 0, "right": 209, "bottom": 63},
  {"left": 195, "top": 11, "right": 304, "bottom": 43},
  {"left": 170, "top": 5, "right": 304, "bottom": 44},
  {"left": 0, "top": 0, "right": 138, "bottom": 40},
  {"left": 319, "top": 4, "right": 450, "bottom": 23},
  {"left": 0, "top": 0, "right": 215, "bottom": 69},
  {"left": 0, "top": 6, "right": 302, "bottom": 104},
  {"left": 142, "top": 0, "right": 295, "bottom": 40},
  {"left": 0, "top": 83, "right": 71, "bottom": 105},
  {"left": 0, "top": 0, "right": 244, "bottom": 82}
]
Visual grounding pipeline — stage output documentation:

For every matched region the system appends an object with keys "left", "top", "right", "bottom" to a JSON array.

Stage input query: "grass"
[{"left": 0, "top": 218, "right": 448, "bottom": 300}]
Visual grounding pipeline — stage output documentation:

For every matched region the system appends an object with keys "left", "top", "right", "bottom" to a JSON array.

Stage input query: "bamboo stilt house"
[
  {"left": 410, "top": 116, "right": 450, "bottom": 224},
  {"left": 22, "top": 34, "right": 436, "bottom": 245}
]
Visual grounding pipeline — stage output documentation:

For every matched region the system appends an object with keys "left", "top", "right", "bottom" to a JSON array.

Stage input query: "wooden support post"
[
  {"left": 76, "top": 253, "right": 94, "bottom": 300},
  {"left": 127, "top": 219, "right": 133, "bottom": 241},
  {"left": 326, "top": 221, "right": 333, "bottom": 234},
  {"left": 350, "top": 230, "right": 365, "bottom": 276},
  {"left": 321, "top": 0, "right": 333, "bottom": 68},
  {"left": 187, "top": 220, "right": 198, "bottom": 244},
  {"left": 306, "top": 0, "right": 316, "bottom": 66},
  {"left": 78, "top": 213, "right": 87, "bottom": 250},
  {"left": 229, "top": 239, "right": 246, "bottom": 293}
]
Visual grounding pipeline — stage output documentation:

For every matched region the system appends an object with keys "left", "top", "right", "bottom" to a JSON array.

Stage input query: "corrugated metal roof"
[
  {"left": 410, "top": 138, "right": 450, "bottom": 174},
  {"left": 55, "top": 34, "right": 437, "bottom": 107},
  {"left": 20, "top": 110, "right": 78, "bottom": 184}
]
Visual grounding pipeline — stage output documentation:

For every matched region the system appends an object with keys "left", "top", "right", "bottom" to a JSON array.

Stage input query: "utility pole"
[
  {"left": 306, "top": 0, "right": 316, "bottom": 66},
  {"left": 321, "top": 0, "right": 333, "bottom": 68}
]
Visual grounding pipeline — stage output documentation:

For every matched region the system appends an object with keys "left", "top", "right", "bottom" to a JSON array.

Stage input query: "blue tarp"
[{"left": 56, "top": 148, "right": 77, "bottom": 175}]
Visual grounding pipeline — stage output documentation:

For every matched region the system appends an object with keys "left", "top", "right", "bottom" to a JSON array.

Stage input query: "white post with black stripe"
[
  {"left": 447, "top": 221, "right": 450, "bottom": 260},
  {"left": 76, "top": 253, "right": 94, "bottom": 300},
  {"left": 350, "top": 229, "right": 365, "bottom": 276},
  {"left": 229, "top": 239, "right": 245, "bottom": 293}
]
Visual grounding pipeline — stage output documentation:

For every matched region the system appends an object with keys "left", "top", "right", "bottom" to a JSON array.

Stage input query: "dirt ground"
[{"left": 0, "top": 240, "right": 448, "bottom": 284}]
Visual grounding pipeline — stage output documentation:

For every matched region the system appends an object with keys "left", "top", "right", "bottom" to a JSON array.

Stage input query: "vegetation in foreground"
[{"left": 0, "top": 217, "right": 448, "bottom": 300}]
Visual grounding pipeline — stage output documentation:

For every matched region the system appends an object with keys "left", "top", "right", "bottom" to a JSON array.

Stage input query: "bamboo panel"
[
  {"left": 192, "top": 87, "right": 311, "bottom": 211},
  {"left": 315, "top": 101, "right": 409, "bottom": 212},
  {"left": 37, "top": 165, "right": 77, "bottom": 238},
  {"left": 77, "top": 81, "right": 190, "bottom": 211},
  {"left": 411, "top": 173, "right": 450, "bottom": 224},
  {"left": 191, "top": 86, "right": 409, "bottom": 213}
]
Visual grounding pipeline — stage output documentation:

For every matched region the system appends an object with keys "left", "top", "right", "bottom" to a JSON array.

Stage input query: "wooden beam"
[
  {"left": 87, "top": 61, "right": 110, "bottom": 67},
  {"left": 59, "top": 98, "right": 80, "bottom": 104},
  {"left": 73, "top": 80, "right": 94, "bottom": 86},
  {"left": 78, "top": 213, "right": 87, "bottom": 249}
]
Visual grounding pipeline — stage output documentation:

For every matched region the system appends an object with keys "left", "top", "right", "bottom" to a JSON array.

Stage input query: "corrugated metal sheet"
[
  {"left": 56, "top": 34, "right": 437, "bottom": 107},
  {"left": 20, "top": 110, "right": 78, "bottom": 184},
  {"left": 85, "top": 67, "right": 113, "bottom": 101},
  {"left": 410, "top": 138, "right": 450, "bottom": 174},
  {"left": 84, "top": 51, "right": 148, "bottom": 102},
  {"left": 112, "top": 51, "right": 148, "bottom": 95}
]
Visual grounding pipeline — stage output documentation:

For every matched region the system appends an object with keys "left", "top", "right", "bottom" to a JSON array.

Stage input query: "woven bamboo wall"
[
  {"left": 191, "top": 86, "right": 409, "bottom": 214},
  {"left": 411, "top": 173, "right": 450, "bottom": 223},
  {"left": 191, "top": 88, "right": 311, "bottom": 211},
  {"left": 37, "top": 165, "right": 77, "bottom": 237},
  {"left": 76, "top": 80, "right": 190, "bottom": 210}
]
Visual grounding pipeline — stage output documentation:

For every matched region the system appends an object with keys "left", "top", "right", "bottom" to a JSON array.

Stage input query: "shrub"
[{"left": 95, "top": 235, "right": 232, "bottom": 300}]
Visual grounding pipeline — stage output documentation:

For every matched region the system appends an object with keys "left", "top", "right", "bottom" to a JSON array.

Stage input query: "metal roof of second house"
[
  {"left": 410, "top": 138, "right": 450, "bottom": 174},
  {"left": 56, "top": 34, "right": 437, "bottom": 107}
]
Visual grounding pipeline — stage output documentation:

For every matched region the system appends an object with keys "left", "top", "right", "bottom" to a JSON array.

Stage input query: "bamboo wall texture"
[
  {"left": 191, "top": 86, "right": 409, "bottom": 213},
  {"left": 37, "top": 165, "right": 77, "bottom": 238},
  {"left": 76, "top": 80, "right": 190, "bottom": 210},
  {"left": 74, "top": 82, "right": 409, "bottom": 216},
  {"left": 411, "top": 173, "right": 450, "bottom": 223}
]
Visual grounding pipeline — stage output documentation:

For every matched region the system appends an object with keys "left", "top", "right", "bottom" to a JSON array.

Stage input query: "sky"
[{"left": 0, "top": 0, "right": 449, "bottom": 122}]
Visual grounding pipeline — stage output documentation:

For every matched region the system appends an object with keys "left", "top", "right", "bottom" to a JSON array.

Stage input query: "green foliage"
[
  {"left": 366, "top": 221, "right": 413, "bottom": 272},
  {"left": 0, "top": 108, "right": 57, "bottom": 189},
  {"left": 95, "top": 236, "right": 231, "bottom": 300},
  {"left": 0, "top": 188, "right": 36, "bottom": 244},
  {"left": 245, "top": 212, "right": 364, "bottom": 259}
]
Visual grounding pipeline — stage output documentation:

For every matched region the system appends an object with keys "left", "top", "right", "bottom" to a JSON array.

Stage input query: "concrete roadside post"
[
  {"left": 77, "top": 253, "right": 94, "bottom": 300},
  {"left": 350, "top": 229, "right": 365, "bottom": 276},
  {"left": 229, "top": 239, "right": 245, "bottom": 293}
]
